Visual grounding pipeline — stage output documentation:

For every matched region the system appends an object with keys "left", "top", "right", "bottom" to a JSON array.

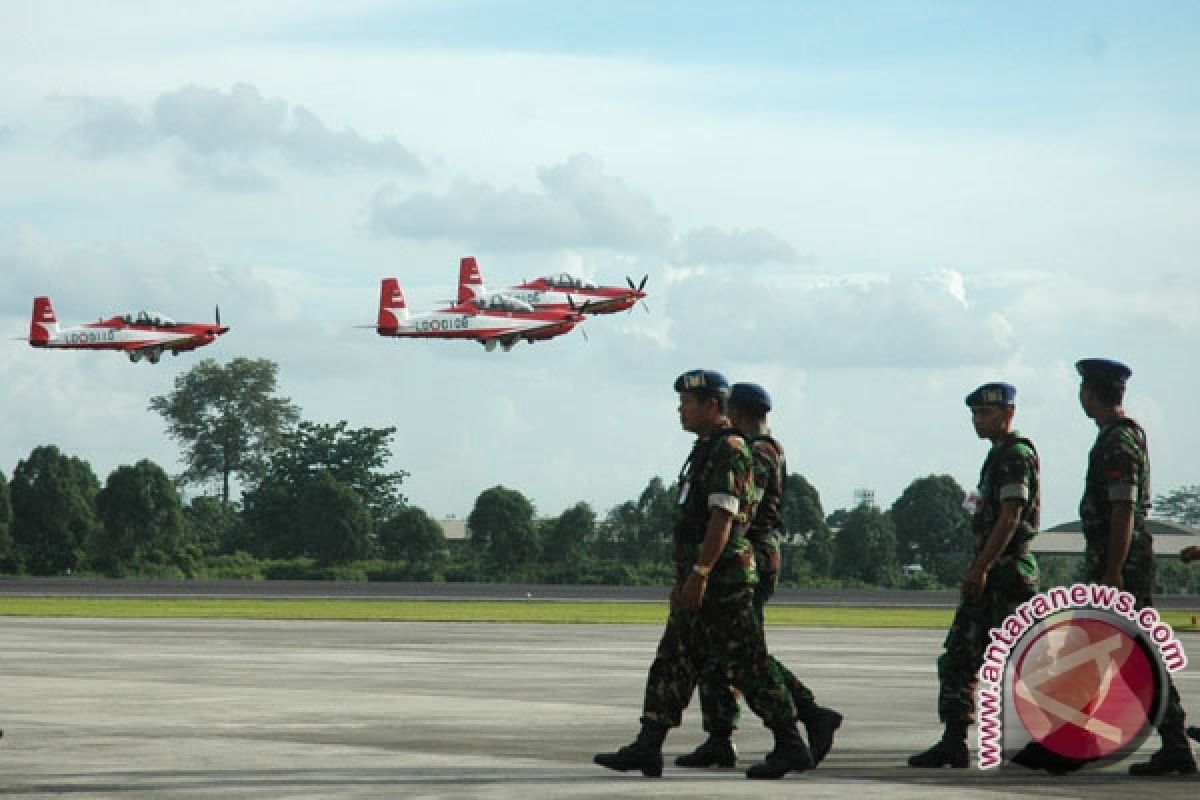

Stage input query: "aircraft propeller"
[
  {"left": 567, "top": 295, "right": 592, "bottom": 341},
  {"left": 625, "top": 274, "right": 650, "bottom": 313}
]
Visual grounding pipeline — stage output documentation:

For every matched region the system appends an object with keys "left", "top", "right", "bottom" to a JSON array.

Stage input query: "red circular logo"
[{"left": 1012, "top": 616, "right": 1157, "bottom": 760}]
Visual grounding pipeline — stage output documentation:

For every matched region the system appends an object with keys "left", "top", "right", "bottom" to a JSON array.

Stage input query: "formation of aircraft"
[
  {"left": 456, "top": 256, "right": 647, "bottom": 315},
  {"left": 26, "top": 296, "right": 229, "bottom": 364},
  {"left": 374, "top": 277, "right": 586, "bottom": 352},
  {"left": 24, "top": 255, "right": 648, "bottom": 362}
]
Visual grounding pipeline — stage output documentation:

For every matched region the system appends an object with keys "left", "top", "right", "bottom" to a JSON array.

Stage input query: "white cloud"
[
  {"left": 57, "top": 83, "right": 425, "bottom": 188},
  {"left": 369, "top": 153, "right": 673, "bottom": 251},
  {"left": 677, "top": 225, "right": 804, "bottom": 266}
]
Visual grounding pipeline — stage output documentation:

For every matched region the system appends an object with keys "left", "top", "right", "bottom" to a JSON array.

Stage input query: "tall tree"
[
  {"left": 890, "top": 474, "right": 972, "bottom": 586},
  {"left": 93, "top": 460, "right": 190, "bottom": 576},
  {"left": 601, "top": 477, "right": 674, "bottom": 563},
  {"left": 258, "top": 420, "right": 408, "bottom": 523},
  {"left": 468, "top": 486, "right": 538, "bottom": 575},
  {"left": 378, "top": 505, "right": 447, "bottom": 567},
  {"left": 148, "top": 357, "right": 300, "bottom": 505},
  {"left": 1155, "top": 485, "right": 1200, "bottom": 526},
  {"left": 540, "top": 502, "right": 596, "bottom": 565},
  {"left": 183, "top": 495, "right": 243, "bottom": 557},
  {"left": 832, "top": 504, "right": 897, "bottom": 585},
  {"left": 0, "top": 471, "right": 13, "bottom": 572},
  {"left": 781, "top": 473, "right": 826, "bottom": 540},
  {"left": 302, "top": 471, "right": 372, "bottom": 565},
  {"left": 9, "top": 445, "right": 100, "bottom": 575}
]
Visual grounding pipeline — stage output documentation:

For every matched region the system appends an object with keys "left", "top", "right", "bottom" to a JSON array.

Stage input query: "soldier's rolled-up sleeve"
[{"left": 707, "top": 493, "right": 740, "bottom": 514}]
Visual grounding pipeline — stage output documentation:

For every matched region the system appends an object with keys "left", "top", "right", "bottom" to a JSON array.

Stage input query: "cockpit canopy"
[
  {"left": 474, "top": 294, "right": 533, "bottom": 313},
  {"left": 541, "top": 272, "right": 596, "bottom": 290},
  {"left": 123, "top": 311, "right": 177, "bottom": 327}
]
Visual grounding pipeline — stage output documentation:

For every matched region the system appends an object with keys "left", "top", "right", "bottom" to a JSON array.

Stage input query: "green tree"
[
  {"left": 259, "top": 420, "right": 407, "bottom": 524},
  {"left": 540, "top": 502, "right": 596, "bottom": 565},
  {"left": 600, "top": 477, "right": 674, "bottom": 564},
  {"left": 802, "top": 523, "right": 835, "bottom": 579},
  {"left": 9, "top": 445, "right": 100, "bottom": 575},
  {"left": 183, "top": 495, "right": 243, "bottom": 556},
  {"left": 93, "top": 460, "right": 191, "bottom": 576},
  {"left": 0, "top": 471, "right": 14, "bottom": 572},
  {"left": 378, "top": 506, "right": 448, "bottom": 570},
  {"left": 468, "top": 486, "right": 538, "bottom": 575},
  {"left": 148, "top": 357, "right": 300, "bottom": 505},
  {"left": 302, "top": 471, "right": 372, "bottom": 565},
  {"left": 1155, "top": 485, "right": 1200, "bottom": 526},
  {"left": 781, "top": 473, "right": 826, "bottom": 540},
  {"left": 832, "top": 504, "right": 897, "bottom": 585},
  {"left": 890, "top": 475, "right": 972, "bottom": 586}
]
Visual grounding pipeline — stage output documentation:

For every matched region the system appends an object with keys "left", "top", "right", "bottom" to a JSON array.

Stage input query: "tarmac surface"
[{"left": 1, "top": 616, "right": 1197, "bottom": 799}]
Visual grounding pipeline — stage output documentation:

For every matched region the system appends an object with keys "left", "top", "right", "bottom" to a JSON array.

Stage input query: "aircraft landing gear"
[
  {"left": 128, "top": 350, "right": 142, "bottom": 363},
  {"left": 147, "top": 347, "right": 162, "bottom": 364}
]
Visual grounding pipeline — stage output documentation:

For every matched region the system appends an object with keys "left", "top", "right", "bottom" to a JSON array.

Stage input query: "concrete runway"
[{"left": 1, "top": 618, "right": 1197, "bottom": 799}]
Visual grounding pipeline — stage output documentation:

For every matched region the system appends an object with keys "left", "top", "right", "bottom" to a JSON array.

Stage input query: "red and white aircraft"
[
  {"left": 456, "top": 257, "right": 647, "bottom": 314},
  {"left": 27, "top": 296, "right": 229, "bottom": 364},
  {"left": 374, "top": 277, "right": 586, "bottom": 352}
]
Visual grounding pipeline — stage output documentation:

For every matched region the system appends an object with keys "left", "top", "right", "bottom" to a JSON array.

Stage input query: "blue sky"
[{"left": 2, "top": 1, "right": 1199, "bottom": 529}]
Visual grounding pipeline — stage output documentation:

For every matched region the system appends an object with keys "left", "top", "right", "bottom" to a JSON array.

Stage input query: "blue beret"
[
  {"left": 965, "top": 382, "right": 1017, "bottom": 407},
  {"left": 674, "top": 369, "right": 729, "bottom": 396},
  {"left": 730, "top": 382, "right": 771, "bottom": 411},
  {"left": 1076, "top": 358, "right": 1132, "bottom": 384}
]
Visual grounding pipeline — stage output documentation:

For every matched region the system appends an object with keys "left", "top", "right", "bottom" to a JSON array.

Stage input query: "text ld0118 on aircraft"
[
  {"left": 456, "top": 257, "right": 647, "bottom": 314},
  {"left": 374, "top": 278, "right": 586, "bottom": 352},
  {"left": 27, "top": 296, "right": 229, "bottom": 364}
]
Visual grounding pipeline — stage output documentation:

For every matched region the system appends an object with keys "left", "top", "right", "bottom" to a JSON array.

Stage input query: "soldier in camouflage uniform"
[
  {"left": 1074, "top": 358, "right": 1196, "bottom": 776},
  {"left": 594, "top": 369, "right": 814, "bottom": 780},
  {"left": 676, "top": 382, "right": 842, "bottom": 770},
  {"left": 909, "top": 382, "right": 1040, "bottom": 768}
]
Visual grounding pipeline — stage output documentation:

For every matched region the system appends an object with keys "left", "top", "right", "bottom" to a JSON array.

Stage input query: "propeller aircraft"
[
  {"left": 456, "top": 257, "right": 647, "bottom": 314},
  {"left": 26, "top": 296, "right": 229, "bottom": 364},
  {"left": 374, "top": 277, "right": 586, "bottom": 352}
]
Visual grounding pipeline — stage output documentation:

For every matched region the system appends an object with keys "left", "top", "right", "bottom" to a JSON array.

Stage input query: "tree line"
[{"left": 1, "top": 357, "right": 1196, "bottom": 594}]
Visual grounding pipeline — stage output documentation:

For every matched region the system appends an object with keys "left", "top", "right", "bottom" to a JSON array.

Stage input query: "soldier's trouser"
[
  {"left": 1086, "top": 533, "right": 1190, "bottom": 750},
  {"left": 695, "top": 536, "right": 818, "bottom": 733},
  {"left": 641, "top": 586, "right": 797, "bottom": 731},
  {"left": 936, "top": 553, "right": 1038, "bottom": 727}
]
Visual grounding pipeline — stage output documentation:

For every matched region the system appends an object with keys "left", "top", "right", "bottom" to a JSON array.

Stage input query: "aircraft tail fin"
[
  {"left": 29, "top": 296, "right": 58, "bottom": 345},
  {"left": 377, "top": 278, "right": 408, "bottom": 331},
  {"left": 457, "top": 256, "right": 485, "bottom": 304}
]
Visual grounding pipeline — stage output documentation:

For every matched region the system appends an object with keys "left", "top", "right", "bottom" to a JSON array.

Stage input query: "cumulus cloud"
[
  {"left": 369, "top": 153, "right": 673, "bottom": 251},
  {"left": 57, "top": 95, "right": 155, "bottom": 158},
  {"left": 677, "top": 225, "right": 805, "bottom": 266},
  {"left": 59, "top": 83, "right": 424, "bottom": 185},
  {"left": 659, "top": 268, "right": 1015, "bottom": 368}
]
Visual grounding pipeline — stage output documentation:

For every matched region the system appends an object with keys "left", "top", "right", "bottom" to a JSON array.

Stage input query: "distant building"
[
  {"left": 1034, "top": 519, "right": 1200, "bottom": 558},
  {"left": 439, "top": 517, "right": 468, "bottom": 542}
]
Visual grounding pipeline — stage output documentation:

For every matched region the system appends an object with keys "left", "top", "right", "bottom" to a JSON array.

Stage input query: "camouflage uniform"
[
  {"left": 639, "top": 427, "right": 797, "bottom": 730},
  {"left": 936, "top": 430, "right": 1040, "bottom": 728},
  {"left": 1080, "top": 418, "right": 1190, "bottom": 752},
  {"left": 695, "top": 432, "right": 819, "bottom": 732}
]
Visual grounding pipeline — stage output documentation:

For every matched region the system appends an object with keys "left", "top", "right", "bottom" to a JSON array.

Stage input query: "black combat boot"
[
  {"left": 674, "top": 731, "right": 737, "bottom": 768},
  {"left": 745, "top": 723, "right": 815, "bottom": 780},
  {"left": 1128, "top": 744, "right": 1198, "bottom": 777},
  {"left": 593, "top": 721, "right": 668, "bottom": 778},
  {"left": 802, "top": 706, "right": 843, "bottom": 766},
  {"left": 1010, "top": 741, "right": 1087, "bottom": 775},
  {"left": 907, "top": 723, "right": 968, "bottom": 768}
]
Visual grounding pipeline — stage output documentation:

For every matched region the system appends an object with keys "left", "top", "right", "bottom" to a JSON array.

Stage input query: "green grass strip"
[{"left": 0, "top": 597, "right": 1197, "bottom": 632}]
